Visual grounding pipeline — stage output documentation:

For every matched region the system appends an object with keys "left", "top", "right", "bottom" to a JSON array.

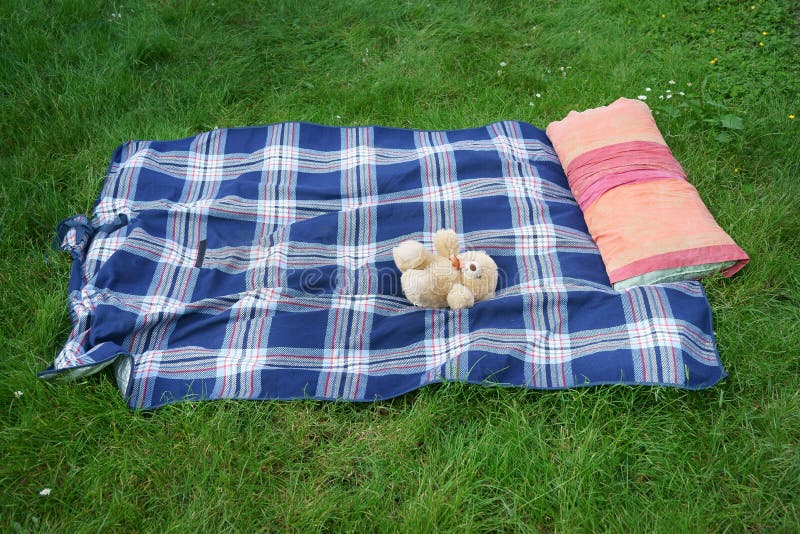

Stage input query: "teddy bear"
[{"left": 392, "top": 229, "right": 499, "bottom": 309}]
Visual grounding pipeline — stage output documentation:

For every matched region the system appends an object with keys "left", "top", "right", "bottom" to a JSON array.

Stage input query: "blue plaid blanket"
[{"left": 43, "top": 122, "right": 726, "bottom": 409}]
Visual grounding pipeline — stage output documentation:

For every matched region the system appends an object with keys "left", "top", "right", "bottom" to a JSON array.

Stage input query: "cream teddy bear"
[{"left": 392, "top": 229, "right": 499, "bottom": 309}]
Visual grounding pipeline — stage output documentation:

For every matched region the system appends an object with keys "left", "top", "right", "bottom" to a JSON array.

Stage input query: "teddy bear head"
[{"left": 455, "top": 250, "right": 498, "bottom": 301}]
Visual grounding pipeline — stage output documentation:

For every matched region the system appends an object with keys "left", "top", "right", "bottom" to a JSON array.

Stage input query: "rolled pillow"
[{"left": 546, "top": 97, "right": 748, "bottom": 289}]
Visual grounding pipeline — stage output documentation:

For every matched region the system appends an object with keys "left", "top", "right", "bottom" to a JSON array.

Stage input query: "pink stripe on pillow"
[
  {"left": 577, "top": 169, "right": 685, "bottom": 211},
  {"left": 566, "top": 140, "right": 687, "bottom": 210}
]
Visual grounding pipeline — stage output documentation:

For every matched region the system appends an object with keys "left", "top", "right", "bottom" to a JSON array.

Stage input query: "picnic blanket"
[{"left": 43, "top": 122, "right": 726, "bottom": 409}]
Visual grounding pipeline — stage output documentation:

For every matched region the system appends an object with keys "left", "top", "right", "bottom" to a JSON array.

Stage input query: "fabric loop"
[
  {"left": 54, "top": 214, "right": 93, "bottom": 255},
  {"left": 54, "top": 213, "right": 130, "bottom": 255}
]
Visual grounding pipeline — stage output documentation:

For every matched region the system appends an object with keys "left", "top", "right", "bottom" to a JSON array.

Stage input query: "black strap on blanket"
[{"left": 195, "top": 239, "right": 207, "bottom": 268}]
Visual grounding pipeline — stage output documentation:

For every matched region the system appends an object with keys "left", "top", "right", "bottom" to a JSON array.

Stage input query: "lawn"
[{"left": 1, "top": 0, "right": 798, "bottom": 530}]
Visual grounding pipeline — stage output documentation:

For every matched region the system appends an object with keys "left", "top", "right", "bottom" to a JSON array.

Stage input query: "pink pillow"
[{"left": 546, "top": 98, "right": 748, "bottom": 288}]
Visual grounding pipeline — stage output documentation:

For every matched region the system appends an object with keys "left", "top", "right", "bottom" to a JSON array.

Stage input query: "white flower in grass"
[
  {"left": 679, "top": 91, "right": 685, "bottom": 96},
  {"left": 535, "top": 93, "right": 541, "bottom": 98},
  {"left": 637, "top": 95, "right": 647, "bottom": 100},
  {"left": 39, "top": 488, "right": 51, "bottom": 496},
  {"left": 659, "top": 95, "right": 664, "bottom": 99},
  {"left": 499, "top": 61, "right": 507, "bottom": 67},
  {"left": 666, "top": 94, "right": 672, "bottom": 99},
  {"left": 668, "top": 79, "right": 676, "bottom": 85},
  {"left": 687, "top": 82, "right": 693, "bottom": 87},
  {"left": 645, "top": 87, "right": 651, "bottom": 92},
  {"left": 14, "top": 390, "right": 23, "bottom": 398},
  {"left": 529, "top": 102, "right": 535, "bottom": 107}
]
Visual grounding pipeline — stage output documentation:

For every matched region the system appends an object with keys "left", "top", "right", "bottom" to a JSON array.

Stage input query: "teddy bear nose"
[{"left": 469, "top": 264, "right": 477, "bottom": 271}]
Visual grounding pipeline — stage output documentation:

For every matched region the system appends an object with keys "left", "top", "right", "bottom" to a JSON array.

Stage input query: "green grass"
[{"left": 1, "top": 0, "right": 799, "bottom": 530}]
